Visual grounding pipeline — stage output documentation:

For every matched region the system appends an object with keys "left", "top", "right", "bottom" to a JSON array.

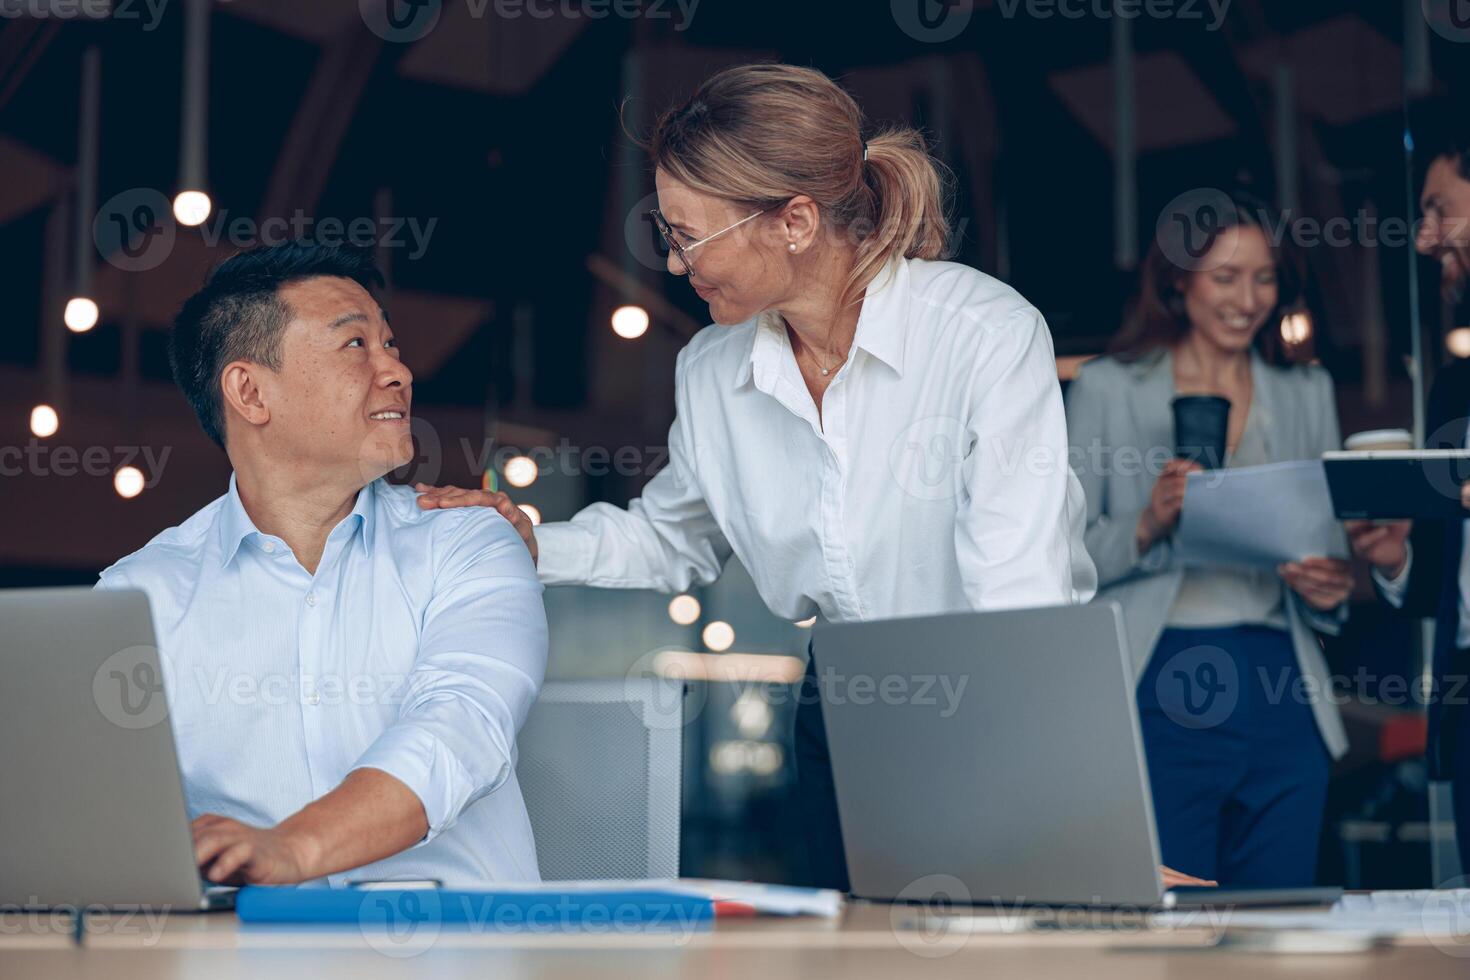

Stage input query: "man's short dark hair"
[
  {"left": 1421, "top": 115, "right": 1470, "bottom": 183},
  {"left": 169, "top": 241, "right": 384, "bottom": 450}
]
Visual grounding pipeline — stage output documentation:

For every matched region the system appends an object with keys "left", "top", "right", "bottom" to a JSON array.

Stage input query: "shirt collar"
[
  {"left": 216, "top": 473, "right": 377, "bottom": 567},
  {"left": 850, "top": 257, "right": 909, "bottom": 376},
  {"left": 733, "top": 256, "right": 910, "bottom": 391},
  {"left": 735, "top": 312, "right": 786, "bottom": 391}
]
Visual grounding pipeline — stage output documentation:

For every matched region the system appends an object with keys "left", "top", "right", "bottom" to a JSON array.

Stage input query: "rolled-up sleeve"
[
  {"left": 955, "top": 309, "right": 1097, "bottom": 609},
  {"left": 535, "top": 345, "right": 731, "bottom": 592},
  {"left": 352, "top": 511, "right": 547, "bottom": 841}
]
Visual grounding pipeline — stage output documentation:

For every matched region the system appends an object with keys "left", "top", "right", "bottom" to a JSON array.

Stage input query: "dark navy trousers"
[
  {"left": 1136, "top": 625, "right": 1331, "bottom": 887},
  {"left": 1451, "top": 692, "right": 1470, "bottom": 877}
]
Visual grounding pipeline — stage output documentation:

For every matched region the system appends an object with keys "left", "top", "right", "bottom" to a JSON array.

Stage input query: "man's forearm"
[{"left": 276, "top": 767, "right": 429, "bottom": 880}]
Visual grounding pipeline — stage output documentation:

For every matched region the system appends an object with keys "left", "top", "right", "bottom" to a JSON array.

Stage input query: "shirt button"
[
  {"left": 306, "top": 691, "right": 321, "bottom": 706},
  {"left": 305, "top": 593, "right": 317, "bottom": 607},
  {"left": 261, "top": 541, "right": 275, "bottom": 553}
]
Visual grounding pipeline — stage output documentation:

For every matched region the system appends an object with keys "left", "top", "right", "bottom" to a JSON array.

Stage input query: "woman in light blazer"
[{"left": 1066, "top": 190, "right": 1353, "bottom": 887}]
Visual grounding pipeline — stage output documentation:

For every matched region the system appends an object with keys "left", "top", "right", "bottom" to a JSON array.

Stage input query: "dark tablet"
[{"left": 1322, "top": 450, "right": 1470, "bottom": 520}]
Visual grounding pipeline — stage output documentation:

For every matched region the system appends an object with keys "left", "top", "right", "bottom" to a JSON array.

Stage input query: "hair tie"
[{"left": 862, "top": 141, "right": 870, "bottom": 162}]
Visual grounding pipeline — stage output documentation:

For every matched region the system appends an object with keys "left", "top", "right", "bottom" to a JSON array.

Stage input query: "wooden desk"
[{"left": 1, "top": 901, "right": 1465, "bottom": 979}]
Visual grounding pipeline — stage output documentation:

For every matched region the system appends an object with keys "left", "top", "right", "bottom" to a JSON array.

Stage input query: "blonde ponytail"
[
  {"left": 650, "top": 64, "right": 952, "bottom": 307},
  {"left": 851, "top": 126, "right": 950, "bottom": 305}
]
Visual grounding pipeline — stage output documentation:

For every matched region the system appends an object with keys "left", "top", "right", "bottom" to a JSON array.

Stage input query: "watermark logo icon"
[
  {"left": 1153, "top": 644, "right": 1238, "bottom": 730},
  {"left": 1424, "top": 0, "right": 1470, "bottom": 43},
  {"left": 94, "top": 188, "right": 175, "bottom": 272},
  {"left": 889, "top": 415, "right": 967, "bottom": 501},
  {"left": 1155, "top": 188, "right": 1238, "bottom": 273},
  {"left": 624, "top": 191, "right": 669, "bottom": 275},
  {"left": 1422, "top": 875, "right": 1470, "bottom": 956},
  {"left": 360, "top": 0, "right": 442, "bottom": 43},
  {"left": 624, "top": 647, "right": 704, "bottom": 730},
  {"left": 890, "top": 873, "right": 974, "bottom": 958},
  {"left": 891, "top": 0, "right": 973, "bottom": 43},
  {"left": 92, "top": 645, "right": 169, "bottom": 730},
  {"left": 358, "top": 887, "right": 443, "bottom": 958}
]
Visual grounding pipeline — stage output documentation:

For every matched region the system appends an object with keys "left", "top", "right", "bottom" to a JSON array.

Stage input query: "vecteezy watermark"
[
  {"left": 1421, "top": 875, "right": 1470, "bottom": 957},
  {"left": 887, "top": 878, "right": 1230, "bottom": 956},
  {"left": 92, "top": 187, "right": 437, "bottom": 272},
  {"left": 1250, "top": 667, "right": 1469, "bottom": 712},
  {"left": 890, "top": 0, "right": 974, "bottom": 44},
  {"left": 0, "top": 902, "right": 171, "bottom": 944},
  {"left": 1156, "top": 186, "right": 1468, "bottom": 273},
  {"left": 0, "top": 441, "right": 171, "bottom": 483},
  {"left": 890, "top": 874, "right": 976, "bottom": 958},
  {"left": 93, "top": 188, "right": 175, "bottom": 273},
  {"left": 1155, "top": 187, "right": 1240, "bottom": 272},
  {"left": 1424, "top": 0, "right": 1470, "bottom": 43},
  {"left": 179, "top": 667, "right": 417, "bottom": 710},
  {"left": 623, "top": 653, "right": 969, "bottom": 728},
  {"left": 0, "top": 0, "right": 168, "bottom": 30},
  {"left": 789, "top": 667, "right": 969, "bottom": 717},
  {"left": 359, "top": 0, "right": 699, "bottom": 43},
  {"left": 389, "top": 429, "right": 682, "bottom": 492},
  {"left": 1150, "top": 644, "right": 1239, "bottom": 731},
  {"left": 994, "top": 0, "right": 1231, "bottom": 29},
  {"left": 624, "top": 647, "right": 703, "bottom": 731},
  {"left": 92, "top": 645, "right": 170, "bottom": 731},
  {"left": 623, "top": 191, "right": 973, "bottom": 278},
  {"left": 193, "top": 211, "right": 437, "bottom": 261},
  {"left": 359, "top": 0, "right": 441, "bottom": 43},
  {"left": 359, "top": 887, "right": 443, "bottom": 958},
  {"left": 90, "top": 662, "right": 515, "bottom": 730},
  {"left": 1148, "top": 648, "right": 1470, "bottom": 730},
  {"left": 885, "top": 425, "right": 1246, "bottom": 504},
  {"left": 356, "top": 887, "right": 708, "bottom": 958},
  {"left": 890, "top": 416, "right": 968, "bottom": 502},
  {"left": 891, "top": 0, "right": 1231, "bottom": 43}
]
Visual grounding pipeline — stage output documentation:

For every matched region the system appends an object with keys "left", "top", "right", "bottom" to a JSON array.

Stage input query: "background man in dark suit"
[{"left": 1347, "top": 130, "right": 1470, "bottom": 877}]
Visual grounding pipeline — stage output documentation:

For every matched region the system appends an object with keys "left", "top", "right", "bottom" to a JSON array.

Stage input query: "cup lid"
[{"left": 1343, "top": 428, "right": 1414, "bottom": 450}]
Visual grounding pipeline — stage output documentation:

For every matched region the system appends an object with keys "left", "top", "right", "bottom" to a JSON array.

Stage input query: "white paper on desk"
[
  {"left": 496, "top": 878, "right": 844, "bottom": 918},
  {"left": 1175, "top": 460, "right": 1345, "bottom": 568},
  {"left": 1154, "top": 888, "right": 1470, "bottom": 938},
  {"left": 665, "top": 878, "right": 845, "bottom": 918}
]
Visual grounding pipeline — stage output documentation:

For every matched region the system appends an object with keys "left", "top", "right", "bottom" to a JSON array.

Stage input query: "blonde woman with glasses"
[{"left": 416, "top": 64, "right": 1118, "bottom": 890}]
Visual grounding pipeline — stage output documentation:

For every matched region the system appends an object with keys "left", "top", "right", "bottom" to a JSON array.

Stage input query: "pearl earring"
[{"left": 788, "top": 242, "right": 797, "bottom": 253}]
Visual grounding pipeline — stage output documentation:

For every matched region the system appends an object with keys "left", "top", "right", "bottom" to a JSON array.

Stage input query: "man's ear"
[{"left": 219, "top": 361, "right": 270, "bottom": 432}]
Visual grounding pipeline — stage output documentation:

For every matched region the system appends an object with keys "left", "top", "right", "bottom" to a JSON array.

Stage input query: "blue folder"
[{"left": 235, "top": 886, "right": 716, "bottom": 929}]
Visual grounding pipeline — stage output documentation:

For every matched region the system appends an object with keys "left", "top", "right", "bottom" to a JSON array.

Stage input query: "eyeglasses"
[{"left": 646, "top": 207, "right": 773, "bottom": 279}]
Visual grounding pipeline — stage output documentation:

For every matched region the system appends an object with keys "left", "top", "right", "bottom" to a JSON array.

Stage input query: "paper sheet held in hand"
[{"left": 1176, "top": 461, "right": 1345, "bottom": 568}]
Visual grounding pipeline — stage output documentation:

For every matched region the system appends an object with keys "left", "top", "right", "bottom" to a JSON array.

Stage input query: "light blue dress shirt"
[{"left": 96, "top": 475, "right": 548, "bottom": 887}]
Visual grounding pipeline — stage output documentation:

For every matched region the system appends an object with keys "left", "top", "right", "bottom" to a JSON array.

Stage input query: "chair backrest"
[{"left": 515, "top": 678, "right": 683, "bottom": 880}]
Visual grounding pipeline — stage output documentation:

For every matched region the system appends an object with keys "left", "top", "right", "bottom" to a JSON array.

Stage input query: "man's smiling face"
[
  {"left": 1419, "top": 155, "right": 1470, "bottom": 299},
  {"left": 248, "top": 276, "right": 414, "bottom": 481}
]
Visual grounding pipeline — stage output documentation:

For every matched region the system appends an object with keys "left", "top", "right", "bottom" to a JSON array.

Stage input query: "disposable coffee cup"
[
  {"left": 1173, "top": 396, "right": 1231, "bottom": 470},
  {"left": 1343, "top": 429, "right": 1414, "bottom": 452}
]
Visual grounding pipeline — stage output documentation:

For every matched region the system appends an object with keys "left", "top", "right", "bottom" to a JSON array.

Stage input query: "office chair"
[{"left": 515, "top": 678, "right": 684, "bottom": 880}]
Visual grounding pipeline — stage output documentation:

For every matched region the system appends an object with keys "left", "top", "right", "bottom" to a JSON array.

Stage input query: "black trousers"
[
  {"left": 793, "top": 645, "right": 850, "bottom": 891},
  {"left": 1451, "top": 698, "right": 1470, "bottom": 877}
]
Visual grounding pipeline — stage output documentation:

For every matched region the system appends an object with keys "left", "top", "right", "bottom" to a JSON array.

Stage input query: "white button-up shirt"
[
  {"left": 537, "top": 257, "right": 1096, "bottom": 621},
  {"left": 97, "top": 476, "right": 547, "bottom": 886}
]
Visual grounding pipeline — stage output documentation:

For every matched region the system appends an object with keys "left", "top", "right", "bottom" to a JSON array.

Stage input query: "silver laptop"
[
  {"left": 0, "top": 587, "right": 234, "bottom": 911},
  {"left": 814, "top": 602, "right": 1340, "bottom": 910}
]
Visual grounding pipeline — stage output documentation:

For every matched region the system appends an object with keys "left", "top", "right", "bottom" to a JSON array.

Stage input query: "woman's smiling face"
[
  {"left": 654, "top": 168, "right": 792, "bottom": 326},
  {"left": 1179, "top": 224, "right": 1280, "bottom": 355}
]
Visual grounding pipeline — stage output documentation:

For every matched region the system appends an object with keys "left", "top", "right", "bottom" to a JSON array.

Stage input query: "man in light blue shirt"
[{"left": 97, "top": 242, "right": 547, "bottom": 887}]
